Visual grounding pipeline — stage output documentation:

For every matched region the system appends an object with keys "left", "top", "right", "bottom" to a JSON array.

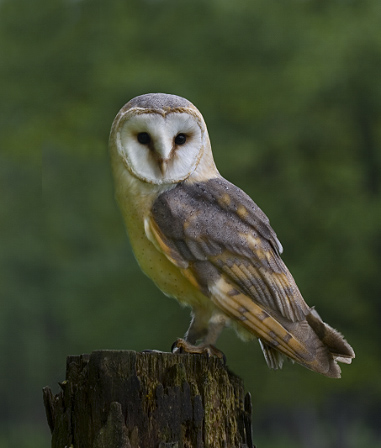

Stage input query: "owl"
[{"left": 109, "top": 93, "right": 354, "bottom": 378}]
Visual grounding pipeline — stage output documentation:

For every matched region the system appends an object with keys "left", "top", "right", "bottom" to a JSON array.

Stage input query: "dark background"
[{"left": 1, "top": 0, "right": 380, "bottom": 446}]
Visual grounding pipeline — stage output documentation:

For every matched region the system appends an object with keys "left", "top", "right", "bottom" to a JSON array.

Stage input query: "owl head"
[{"left": 109, "top": 93, "right": 218, "bottom": 186}]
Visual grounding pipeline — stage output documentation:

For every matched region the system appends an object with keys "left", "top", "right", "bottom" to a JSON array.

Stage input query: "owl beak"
[
  {"left": 154, "top": 138, "right": 172, "bottom": 175},
  {"left": 158, "top": 158, "right": 168, "bottom": 175}
]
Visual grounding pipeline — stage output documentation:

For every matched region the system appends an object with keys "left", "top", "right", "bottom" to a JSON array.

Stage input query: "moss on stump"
[{"left": 43, "top": 350, "right": 253, "bottom": 448}]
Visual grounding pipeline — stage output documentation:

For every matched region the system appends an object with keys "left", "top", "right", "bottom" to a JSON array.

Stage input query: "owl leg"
[
  {"left": 184, "top": 310, "right": 210, "bottom": 345},
  {"left": 200, "top": 313, "right": 228, "bottom": 346},
  {"left": 172, "top": 313, "right": 228, "bottom": 360}
]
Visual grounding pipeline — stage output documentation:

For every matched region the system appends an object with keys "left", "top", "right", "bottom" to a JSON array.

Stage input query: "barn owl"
[{"left": 109, "top": 93, "right": 354, "bottom": 378}]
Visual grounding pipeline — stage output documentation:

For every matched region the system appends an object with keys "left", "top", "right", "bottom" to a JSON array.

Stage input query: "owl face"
[{"left": 112, "top": 101, "right": 208, "bottom": 185}]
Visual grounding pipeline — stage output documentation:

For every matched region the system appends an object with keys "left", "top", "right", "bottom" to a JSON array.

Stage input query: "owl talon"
[
  {"left": 171, "top": 338, "right": 186, "bottom": 354},
  {"left": 171, "top": 340, "right": 181, "bottom": 353},
  {"left": 171, "top": 338, "right": 226, "bottom": 362}
]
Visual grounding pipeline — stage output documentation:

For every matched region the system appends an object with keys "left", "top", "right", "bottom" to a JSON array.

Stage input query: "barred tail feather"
[
  {"left": 259, "top": 339, "right": 286, "bottom": 370},
  {"left": 306, "top": 308, "right": 355, "bottom": 360},
  {"left": 258, "top": 309, "right": 354, "bottom": 378}
]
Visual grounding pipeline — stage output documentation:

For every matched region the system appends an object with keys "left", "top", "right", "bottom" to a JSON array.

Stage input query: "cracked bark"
[{"left": 43, "top": 350, "right": 254, "bottom": 448}]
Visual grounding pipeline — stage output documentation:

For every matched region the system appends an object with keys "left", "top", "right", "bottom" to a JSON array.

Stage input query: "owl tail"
[
  {"left": 259, "top": 308, "right": 355, "bottom": 378},
  {"left": 305, "top": 308, "right": 355, "bottom": 375}
]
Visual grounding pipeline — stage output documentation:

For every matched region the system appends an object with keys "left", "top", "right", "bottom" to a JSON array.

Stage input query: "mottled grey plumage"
[
  {"left": 126, "top": 93, "right": 193, "bottom": 111},
  {"left": 151, "top": 178, "right": 284, "bottom": 298}
]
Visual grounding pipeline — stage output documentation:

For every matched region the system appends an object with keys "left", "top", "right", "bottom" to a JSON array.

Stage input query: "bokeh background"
[{"left": 1, "top": 0, "right": 381, "bottom": 446}]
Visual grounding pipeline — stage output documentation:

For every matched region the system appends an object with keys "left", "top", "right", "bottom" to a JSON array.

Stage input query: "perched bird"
[{"left": 109, "top": 93, "right": 354, "bottom": 378}]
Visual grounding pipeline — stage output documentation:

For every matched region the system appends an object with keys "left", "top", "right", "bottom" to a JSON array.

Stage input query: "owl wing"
[{"left": 147, "top": 177, "right": 354, "bottom": 377}]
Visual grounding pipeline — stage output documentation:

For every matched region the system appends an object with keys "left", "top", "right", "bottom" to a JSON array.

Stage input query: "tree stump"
[{"left": 43, "top": 350, "right": 253, "bottom": 448}]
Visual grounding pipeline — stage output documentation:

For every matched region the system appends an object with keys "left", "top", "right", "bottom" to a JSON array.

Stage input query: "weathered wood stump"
[{"left": 43, "top": 350, "right": 253, "bottom": 448}]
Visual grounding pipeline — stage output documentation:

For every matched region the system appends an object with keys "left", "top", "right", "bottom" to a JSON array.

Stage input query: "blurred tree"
[{"left": 0, "top": 0, "right": 380, "bottom": 446}]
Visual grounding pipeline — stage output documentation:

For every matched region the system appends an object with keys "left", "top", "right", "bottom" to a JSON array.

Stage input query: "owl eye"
[
  {"left": 174, "top": 133, "right": 187, "bottom": 145},
  {"left": 137, "top": 132, "right": 151, "bottom": 145}
]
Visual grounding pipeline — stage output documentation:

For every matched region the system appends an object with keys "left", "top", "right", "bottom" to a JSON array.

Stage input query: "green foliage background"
[{"left": 1, "top": 0, "right": 380, "bottom": 446}]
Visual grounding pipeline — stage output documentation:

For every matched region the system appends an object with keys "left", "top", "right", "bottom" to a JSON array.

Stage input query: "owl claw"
[
  {"left": 171, "top": 338, "right": 226, "bottom": 363},
  {"left": 171, "top": 340, "right": 182, "bottom": 353}
]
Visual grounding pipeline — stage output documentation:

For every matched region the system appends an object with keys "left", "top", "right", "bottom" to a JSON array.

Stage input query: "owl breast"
[{"left": 114, "top": 170, "right": 211, "bottom": 311}]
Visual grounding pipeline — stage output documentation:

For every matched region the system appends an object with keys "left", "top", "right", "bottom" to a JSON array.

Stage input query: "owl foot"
[{"left": 171, "top": 338, "right": 226, "bottom": 363}]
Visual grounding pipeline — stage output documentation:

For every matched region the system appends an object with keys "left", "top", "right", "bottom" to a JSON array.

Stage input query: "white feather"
[{"left": 116, "top": 111, "right": 206, "bottom": 185}]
